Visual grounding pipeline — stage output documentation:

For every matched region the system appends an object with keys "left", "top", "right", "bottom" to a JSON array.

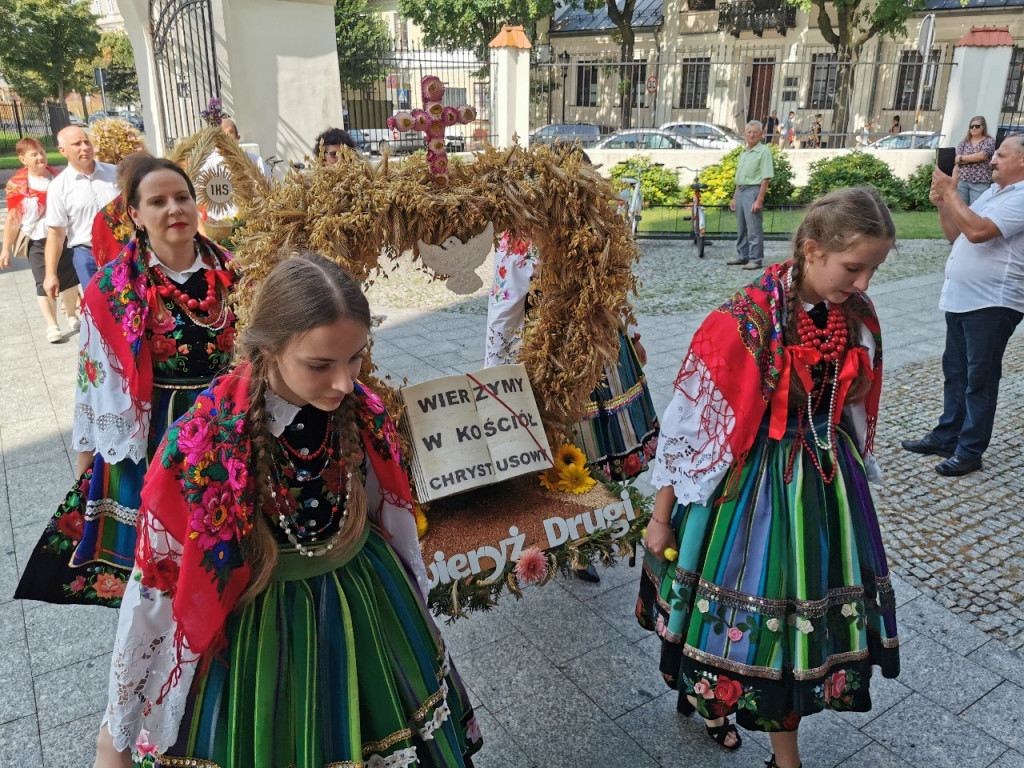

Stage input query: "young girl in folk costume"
[
  {"left": 637, "top": 187, "right": 900, "bottom": 768},
  {"left": 94, "top": 253, "right": 482, "bottom": 768},
  {"left": 15, "top": 154, "right": 237, "bottom": 607}
]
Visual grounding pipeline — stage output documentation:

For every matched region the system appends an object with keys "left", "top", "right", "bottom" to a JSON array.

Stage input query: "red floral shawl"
[
  {"left": 137, "top": 363, "right": 414, "bottom": 695},
  {"left": 91, "top": 194, "right": 132, "bottom": 268},
  {"left": 82, "top": 236, "right": 234, "bottom": 438},
  {"left": 4, "top": 165, "right": 61, "bottom": 219},
  {"left": 677, "top": 261, "right": 882, "bottom": 490}
]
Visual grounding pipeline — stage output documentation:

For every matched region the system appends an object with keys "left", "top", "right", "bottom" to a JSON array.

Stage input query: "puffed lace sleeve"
[
  {"left": 365, "top": 459, "right": 428, "bottom": 599},
  {"left": 648, "top": 352, "right": 735, "bottom": 507},
  {"left": 102, "top": 516, "right": 196, "bottom": 754},
  {"left": 73, "top": 303, "right": 149, "bottom": 464}
]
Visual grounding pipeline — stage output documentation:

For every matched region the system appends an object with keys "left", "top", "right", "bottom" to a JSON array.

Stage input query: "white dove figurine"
[{"left": 417, "top": 222, "right": 495, "bottom": 294}]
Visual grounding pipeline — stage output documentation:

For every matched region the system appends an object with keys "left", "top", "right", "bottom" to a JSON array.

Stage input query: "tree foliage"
[
  {"left": 582, "top": 0, "right": 640, "bottom": 129},
  {"left": 97, "top": 30, "right": 140, "bottom": 107},
  {"left": 396, "top": 0, "right": 555, "bottom": 64},
  {"left": 0, "top": 0, "right": 100, "bottom": 102},
  {"left": 336, "top": 0, "right": 393, "bottom": 89},
  {"left": 784, "top": 0, "right": 924, "bottom": 145}
]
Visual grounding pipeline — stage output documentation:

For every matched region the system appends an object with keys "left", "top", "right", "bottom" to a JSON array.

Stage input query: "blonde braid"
[{"left": 237, "top": 353, "right": 282, "bottom": 606}]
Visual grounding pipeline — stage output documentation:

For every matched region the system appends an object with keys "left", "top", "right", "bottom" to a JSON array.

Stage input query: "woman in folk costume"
[
  {"left": 94, "top": 253, "right": 482, "bottom": 768},
  {"left": 15, "top": 154, "right": 237, "bottom": 607},
  {"left": 637, "top": 187, "right": 900, "bottom": 768}
]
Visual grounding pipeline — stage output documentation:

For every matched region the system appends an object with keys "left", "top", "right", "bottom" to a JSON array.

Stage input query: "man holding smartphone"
[{"left": 902, "top": 133, "right": 1024, "bottom": 476}]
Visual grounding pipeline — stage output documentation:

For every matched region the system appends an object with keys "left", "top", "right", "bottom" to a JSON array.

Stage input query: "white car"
[
  {"left": 591, "top": 129, "right": 700, "bottom": 150},
  {"left": 659, "top": 122, "right": 744, "bottom": 149},
  {"left": 868, "top": 131, "right": 940, "bottom": 149}
]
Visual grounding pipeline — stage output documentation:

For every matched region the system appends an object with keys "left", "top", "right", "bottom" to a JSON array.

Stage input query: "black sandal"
[
  {"left": 705, "top": 718, "right": 742, "bottom": 751},
  {"left": 765, "top": 755, "right": 801, "bottom": 768}
]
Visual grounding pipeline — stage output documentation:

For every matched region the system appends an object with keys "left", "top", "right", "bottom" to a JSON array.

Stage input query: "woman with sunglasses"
[{"left": 954, "top": 116, "right": 996, "bottom": 205}]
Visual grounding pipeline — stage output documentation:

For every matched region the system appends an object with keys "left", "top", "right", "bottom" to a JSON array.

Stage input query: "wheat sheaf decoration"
[{"left": 229, "top": 142, "right": 640, "bottom": 450}]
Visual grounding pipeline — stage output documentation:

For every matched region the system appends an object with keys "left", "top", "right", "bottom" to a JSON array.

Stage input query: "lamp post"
[{"left": 558, "top": 50, "right": 570, "bottom": 123}]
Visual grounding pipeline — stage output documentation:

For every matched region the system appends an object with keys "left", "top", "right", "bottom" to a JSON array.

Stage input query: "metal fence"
[
  {"left": 532, "top": 43, "right": 961, "bottom": 148},
  {"left": 339, "top": 44, "right": 496, "bottom": 153},
  {"left": 0, "top": 101, "right": 71, "bottom": 155}
]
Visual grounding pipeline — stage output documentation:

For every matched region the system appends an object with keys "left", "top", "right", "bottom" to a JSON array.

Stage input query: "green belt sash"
[{"left": 273, "top": 521, "right": 371, "bottom": 582}]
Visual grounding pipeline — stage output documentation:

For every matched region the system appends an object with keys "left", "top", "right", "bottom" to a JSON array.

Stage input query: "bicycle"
[
  {"left": 679, "top": 166, "right": 709, "bottom": 258},
  {"left": 615, "top": 159, "right": 663, "bottom": 238},
  {"left": 265, "top": 155, "right": 306, "bottom": 184}
]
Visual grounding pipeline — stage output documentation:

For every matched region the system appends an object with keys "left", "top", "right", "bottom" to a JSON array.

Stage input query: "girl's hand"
[
  {"left": 94, "top": 725, "right": 133, "bottom": 768},
  {"left": 633, "top": 339, "right": 647, "bottom": 366},
  {"left": 643, "top": 518, "right": 677, "bottom": 561}
]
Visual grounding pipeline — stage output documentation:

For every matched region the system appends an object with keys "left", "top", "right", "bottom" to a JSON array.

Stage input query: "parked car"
[
  {"left": 116, "top": 111, "right": 145, "bottom": 132},
  {"left": 659, "top": 121, "right": 744, "bottom": 149},
  {"left": 529, "top": 122, "right": 603, "bottom": 147},
  {"left": 996, "top": 124, "right": 1024, "bottom": 147},
  {"left": 591, "top": 129, "right": 700, "bottom": 151},
  {"left": 346, "top": 129, "right": 371, "bottom": 154},
  {"left": 68, "top": 114, "right": 86, "bottom": 127},
  {"left": 86, "top": 110, "right": 110, "bottom": 124},
  {"left": 868, "top": 131, "right": 940, "bottom": 149}
]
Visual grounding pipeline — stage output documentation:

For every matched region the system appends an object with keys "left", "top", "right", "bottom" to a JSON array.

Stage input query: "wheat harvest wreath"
[{"left": 172, "top": 126, "right": 652, "bottom": 619}]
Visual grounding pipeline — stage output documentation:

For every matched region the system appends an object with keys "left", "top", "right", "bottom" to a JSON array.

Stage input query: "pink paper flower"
[
  {"left": 441, "top": 106, "right": 459, "bottom": 126},
  {"left": 421, "top": 75, "right": 445, "bottom": 102},
  {"left": 426, "top": 119, "right": 446, "bottom": 138},
  {"left": 457, "top": 104, "right": 476, "bottom": 124},
  {"left": 427, "top": 137, "right": 446, "bottom": 153},
  {"left": 412, "top": 110, "right": 430, "bottom": 132},
  {"left": 393, "top": 111, "right": 414, "bottom": 133},
  {"left": 514, "top": 546, "right": 547, "bottom": 585},
  {"left": 433, "top": 174, "right": 450, "bottom": 188},
  {"left": 425, "top": 100, "right": 444, "bottom": 120},
  {"left": 428, "top": 153, "right": 449, "bottom": 175},
  {"left": 727, "top": 627, "right": 744, "bottom": 642}
]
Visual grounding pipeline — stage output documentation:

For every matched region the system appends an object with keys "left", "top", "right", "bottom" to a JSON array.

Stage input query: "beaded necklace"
[{"left": 149, "top": 252, "right": 232, "bottom": 331}]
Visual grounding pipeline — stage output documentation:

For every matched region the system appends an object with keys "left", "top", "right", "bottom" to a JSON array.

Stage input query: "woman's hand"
[
  {"left": 0, "top": 248, "right": 10, "bottom": 269},
  {"left": 633, "top": 339, "right": 647, "bottom": 366},
  {"left": 94, "top": 725, "right": 133, "bottom": 768},
  {"left": 643, "top": 486, "right": 678, "bottom": 561}
]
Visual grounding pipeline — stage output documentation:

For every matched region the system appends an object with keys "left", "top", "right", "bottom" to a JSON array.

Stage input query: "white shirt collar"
[
  {"left": 148, "top": 249, "right": 206, "bottom": 283},
  {"left": 264, "top": 389, "right": 302, "bottom": 437}
]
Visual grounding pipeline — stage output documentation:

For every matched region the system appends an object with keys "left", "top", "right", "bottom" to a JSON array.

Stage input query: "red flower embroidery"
[
  {"left": 150, "top": 335, "right": 178, "bottom": 363},
  {"left": 84, "top": 359, "right": 99, "bottom": 384},
  {"left": 56, "top": 510, "right": 85, "bottom": 541},
  {"left": 143, "top": 558, "right": 180, "bottom": 594},
  {"left": 714, "top": 675, "right": 744, "bottom": 707},
  {"left": 216, "top": 327, "right": 236, "bottom": 353},
  {"left": 622, "top": 453, "right": 644, "bottom": 477},
  {"left": 69, "top": 575, "right": 88, "bottom": 592}
]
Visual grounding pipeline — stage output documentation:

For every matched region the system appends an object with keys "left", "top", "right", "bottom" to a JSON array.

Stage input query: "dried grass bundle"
[
  {"left": 90, "top": 119, "right": 146, "bottom": 164},
  {"left": 231, "top": 142, "right": 640, "bottom": 446}
]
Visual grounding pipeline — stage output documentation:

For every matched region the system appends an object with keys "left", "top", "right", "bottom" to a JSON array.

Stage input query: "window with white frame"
[
  {"left": 679, "top": 57, "right": 710, "bottom": 109},
  {"left": 575, "top": 63, "right": 599, "bottom": 107},
  {"left": 807, "top": 53, "right": 837, "bottom": 110}
]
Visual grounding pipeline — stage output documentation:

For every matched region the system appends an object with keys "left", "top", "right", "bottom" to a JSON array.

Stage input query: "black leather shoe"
[
  {"left": 935, "top": 455, "right": 982, "bottom": 477},
  {"left": 725, "top": 258, "right": 748, "bottom": 266},
  {"left": 573, "top": 565, "right": 600, "bottom": 583},
  {"left": 901, "top": 435, "right": 954, "bottom": 458}
]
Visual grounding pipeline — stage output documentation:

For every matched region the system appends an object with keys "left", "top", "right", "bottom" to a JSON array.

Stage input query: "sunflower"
[
  {"left": 557, "top": 463, "right": 596, "bottom": 494},
  {"left": 538, "top": 467, "right": 562, "bottom": 491},
  {"left": 554, "top": 444, "right": 587, "bottom": 471}
]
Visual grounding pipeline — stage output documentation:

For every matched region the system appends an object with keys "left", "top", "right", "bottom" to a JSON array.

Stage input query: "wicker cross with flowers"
[{"left": 387, "top": 75, "right": 475, "bottom": 187}]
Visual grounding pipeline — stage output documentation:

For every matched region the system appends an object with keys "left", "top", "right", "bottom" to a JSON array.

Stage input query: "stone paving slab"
[{"left": 2, "top": 240, "right": 1024, "bottom": 767}]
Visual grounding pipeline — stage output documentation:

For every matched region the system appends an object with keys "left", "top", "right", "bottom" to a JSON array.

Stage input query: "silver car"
[
  {"left": 659, "top": 122, "right": 744, "bottom": 149},
  {"left": 591, "top": 129, "right": 700, "bottom": 150}
]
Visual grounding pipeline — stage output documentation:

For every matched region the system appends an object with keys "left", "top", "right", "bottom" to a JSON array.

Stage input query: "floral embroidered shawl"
[
  {"left": 91, "top": 194, "right": 133, "bottom": 269},
  {"left": 83, "top": 236, "right": 234, "bottom": 437},
  {"left": 4, "top": 165, "right": 61, "bottom": 218},
  {"left": 677, "top": 261, "right": 882, "bottom": 491},
  {"left": 137, "top": 363, "right": 414, "bottom": 683}
]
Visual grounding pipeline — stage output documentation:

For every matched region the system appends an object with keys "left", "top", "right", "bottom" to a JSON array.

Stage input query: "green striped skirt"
[
  {"left": 155, "top": 525, "right": 482, "bottom": 768},
  {"left": 636, "top": 416, "right": 900, "bottom": 732}
]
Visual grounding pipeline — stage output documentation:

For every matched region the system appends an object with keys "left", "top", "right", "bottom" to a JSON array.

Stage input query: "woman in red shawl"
[
  {"left": 0, "top": 137, "right": 81, "bottom": 342},
  {"left": 637, "top": 187, "right": 900, "bottom": 768}
]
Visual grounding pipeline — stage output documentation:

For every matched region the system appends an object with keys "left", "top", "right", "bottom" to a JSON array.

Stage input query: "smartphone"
[{"left": 936, "top": 147, "right": 956, "bottom": 176}]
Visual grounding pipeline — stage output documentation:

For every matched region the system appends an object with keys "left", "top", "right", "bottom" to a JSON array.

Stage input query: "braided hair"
[
  {"left": 785, "top": 186, "right": 894, "bottom": 404},
  {"left": 235, "top": 252, "right": 371, "bottom": 604}
]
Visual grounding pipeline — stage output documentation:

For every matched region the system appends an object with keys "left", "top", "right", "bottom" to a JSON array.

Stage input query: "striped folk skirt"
[
  {"left": 14, "top": 381, "right": 205, "bottom": 607},
  {"left": 575, "top": 330, "right": 659, "bottom": 482},
  {"left": 153, "top": 527, "right": 482, "bottom": 768},
  {"left": 636, "top": 417, "right": 900, "bottom": 732}
]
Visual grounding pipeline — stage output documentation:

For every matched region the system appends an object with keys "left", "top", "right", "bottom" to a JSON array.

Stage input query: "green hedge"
[
  {"left": 798, "top": 151, "right": 914, "bottom": 210},
  {"left": 609, "top": 155, "right": 682, "bottom": 206}
]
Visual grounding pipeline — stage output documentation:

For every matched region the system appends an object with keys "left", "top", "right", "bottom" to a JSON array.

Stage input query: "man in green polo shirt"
[{"left": 727, "top": 121, "right": 774, "bottom": 269}]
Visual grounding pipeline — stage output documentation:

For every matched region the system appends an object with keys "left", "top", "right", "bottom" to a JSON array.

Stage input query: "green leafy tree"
[
  {"left": 785, "top": 0, "right": 927, "bottom": 147},
  {"left": 97, "top": 30, "right": 140, "bottom": 107},
  {"left": 397, "top": 0, "right": 555, "bottom": 67},
  {"left": 583, "top": 0, "right": 640, "bottom": 130},
  {"left": 0, "top": 0, "right": 100, "bottom": 103},
  {"left": 336, "top": 0, "right": 393, "bottom": 90}
]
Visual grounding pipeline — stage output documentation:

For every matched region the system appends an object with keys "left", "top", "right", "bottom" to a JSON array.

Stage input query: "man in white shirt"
[
  {"left": 43, "top": 126, "right": 119, "bottom": 296},
  {"left": 902, "top": 133, "right": 1024, "bottom": 476}
]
